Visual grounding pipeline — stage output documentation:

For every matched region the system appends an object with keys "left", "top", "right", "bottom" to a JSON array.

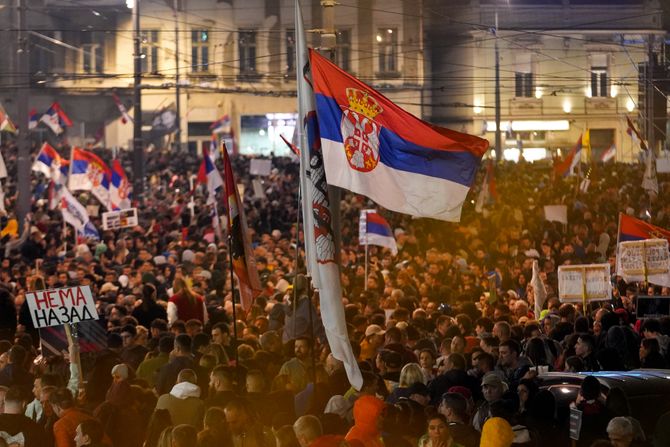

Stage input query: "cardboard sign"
[
  {"left": 569, "top": 407, "right": 583, "bottom": 441},
  {"left": 558, "top": 264, "right": 611, "bottom": 303},
  {"left": 636, "top": 296, "right": 670, "bottom": 319},
  {"left": 26, "top": 286, "right": 99, "bottom": 328},
  {"left": 617, "top": 239, "right": 670, "bottom": 286},
  {"left": 544, "top": 205, "right": 568, "bottom": 224},
  {"left": 102, "top": 208, "right": 138, "bottom": 231},
  {"left": 252, "top": 179, "right": 266, "bottom": 199},
  {"left": 249, "top": 159, "right": 272, "bottom": 176}
]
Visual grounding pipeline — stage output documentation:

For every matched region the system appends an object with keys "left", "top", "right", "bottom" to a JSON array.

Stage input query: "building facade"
[
  {"left": 3, "top": 0, "right": 425, "bottom": 155},
  {"left": 425, "top": 0, "right": 667, "bottom": 163}
]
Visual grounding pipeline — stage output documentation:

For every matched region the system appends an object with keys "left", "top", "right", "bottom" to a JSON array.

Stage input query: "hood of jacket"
[
  {"left": 352, "top": 395, "right": 385, "bottom": 435},
  {"left": 170, "top": 381, "right": 201, "bottom": 399}
]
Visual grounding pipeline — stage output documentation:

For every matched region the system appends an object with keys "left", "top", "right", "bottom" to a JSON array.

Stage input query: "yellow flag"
[{"left": 582, "top": 130, "right": 591, "bottom": 162}]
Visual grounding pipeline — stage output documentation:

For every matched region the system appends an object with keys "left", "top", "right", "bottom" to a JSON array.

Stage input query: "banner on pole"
[
  {"left": 558, "top": 264, "right": 611, "bottom": 303},
  {"left": 102, "top": 207, "right": 138, "bottom": 230},
  {"left": 26, "top": 285, "right": 99, "bottom": 328},
  {"left": 617, "top": 239, "right": 670, "bottom": 286}
]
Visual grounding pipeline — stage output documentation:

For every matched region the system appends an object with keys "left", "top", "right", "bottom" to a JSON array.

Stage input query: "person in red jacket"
[
  {"left": 345, "top": 395, "right": 385, "bottom": 447},
  {"left": 52, "top": 388, "right": 103, "bottom": 447},
  {"left": 168, "top": 277, "right": 208, "bottom": 325}
]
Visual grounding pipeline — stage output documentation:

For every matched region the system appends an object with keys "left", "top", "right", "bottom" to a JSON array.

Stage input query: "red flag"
[
  {"left": 626, "top": 116, "right": 647, "bottom": 150},
  {"left": 52, "top": 102, "right": 73, "bottom": 127},
  {"left": 618, "top": 213, "right": 670, "bottom": 243},
  {"left": 222, "top": 143, "right": 261, "bottom": 311},
  {"left": 280, "top": 133, "right": 300, "bottom": 156},
  {"left": 112, "top": 93, "right": 132, "bottom": 124}
]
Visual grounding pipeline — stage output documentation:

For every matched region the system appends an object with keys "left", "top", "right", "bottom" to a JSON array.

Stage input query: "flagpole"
[
  {"left": 227, "top": 234, "right": 239, "bottom": 370},
  {"left": 364, "top": 243, "right": 368, "bottom": 291},
  {"left": 293, "top": 181, "right": 302, "bottom": 338},
  {"left": 66, "top": 146, "right": 75, "bottom": 248}
]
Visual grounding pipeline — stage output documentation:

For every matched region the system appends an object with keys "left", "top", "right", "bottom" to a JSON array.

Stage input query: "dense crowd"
[{"left": 0, "top": 141, "right": 668, "bottom": 447}]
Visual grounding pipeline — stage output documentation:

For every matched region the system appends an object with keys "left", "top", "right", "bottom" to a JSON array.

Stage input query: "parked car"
[{"left": 538, "top": 369, "right": 670, "bottom": 436}]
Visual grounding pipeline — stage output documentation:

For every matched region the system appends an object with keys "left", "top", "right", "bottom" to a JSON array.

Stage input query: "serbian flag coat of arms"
[
  {"left": 69, "top": 148, "right": 112, "bottom": 209},
  {"left": 309, "top": 49, "right": 488, "bottom": 222}
]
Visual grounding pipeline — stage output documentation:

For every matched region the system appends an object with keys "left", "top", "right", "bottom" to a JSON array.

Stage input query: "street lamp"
[{"left": 129, "top": 0, "right": 143, "bottom": 201}]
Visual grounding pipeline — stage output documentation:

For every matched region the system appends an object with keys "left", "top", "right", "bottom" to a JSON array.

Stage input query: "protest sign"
[
  {"left": 558, "top": 264, "right": 611, "bottom": 303},
  {"left": 617, "top": 239, "right": 670, "bottom": 286},
  {"left": 102, "top": 207, "right": 138, "bottom": 230},
  {"left": 252, "top": 179, "right": 266, "bottom": 199},
  {"left": 569, "top": 408, "right": 583, "bottom": 441},
  {"left": 249, "top": 159, "right": 272, "bottom": 176},
  {"left": 26, "top": 285, "right": 99, "bottom": 328},
  {"left": 656, "top": 157, "right": 670, "bottom": 174},
  {"left": 544, "top": 205, "right": 568, "bottom": 224}
]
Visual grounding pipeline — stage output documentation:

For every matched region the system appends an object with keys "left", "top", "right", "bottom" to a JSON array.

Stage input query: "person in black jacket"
[
  {"left": 132, "top": 283, "right": 168, "bottom": 330},
  {"left": 0, "top": 287, "right": 16, "bottom": 342}
]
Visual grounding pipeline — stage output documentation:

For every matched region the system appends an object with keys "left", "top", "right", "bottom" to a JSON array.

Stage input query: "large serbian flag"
[
  {"left": 618, "top": 212, "right": 670, "bottom": 243},
  {"left": 309, "top": 49, "right": 488, "bottom": 222}
]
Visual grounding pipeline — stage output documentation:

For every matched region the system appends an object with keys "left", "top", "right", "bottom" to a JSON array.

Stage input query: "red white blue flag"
[
  {"left": 110, "top": 159, "right": 131, "bottom": 210},
  {"left": 69, "top": 148, "right": 112, "bottom": 209},
  {"left": 197, "top": 146, "right": 223, "bottom": 204},
  {"left": 309, "top": 50, "right": 488, "bottom": 222},
  {"left": 32, "top": 143, "right": 69, "bottom": 184},
  {"left": 359, "top": 209, "right": 397, "bottom": 255}
]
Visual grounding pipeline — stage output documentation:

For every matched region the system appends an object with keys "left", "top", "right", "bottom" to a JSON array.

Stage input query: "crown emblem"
[{"left": 346, "top": 88, "right": 383, "bottom": 119}]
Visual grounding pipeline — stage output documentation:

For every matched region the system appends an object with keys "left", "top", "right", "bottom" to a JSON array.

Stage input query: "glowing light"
[
  {"left": 585, "top": 87, "right": 592, "bottom": 98},
  {"left": 626, "top": 98, "right": 635, "bottom": 112},
  {"left": 563, "top": 100, "right": 572, "bottom": 113},
  {"left": 376, "top": 35, "right": 382, "bottom": 42},
  {"left": 535, "top": 87, "right": 543, "bottom": 99},
  {"left": 473, "top": 98, "right": 483, "bottom": 114},
  {"left": 126, "top": 0, "right": 134, "bottom": 8},
  {"left": 610, "top": 85, "right": 618, "bottom": 98}
]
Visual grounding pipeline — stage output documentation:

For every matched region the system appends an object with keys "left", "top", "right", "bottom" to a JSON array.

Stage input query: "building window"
[
  {"left": 377, "top": 28, "right": 398, "bottom": 74},
  {"left": 141, "top": 30, "right": 159, "bottom": 74},
  {"left": 286, "top": 28, "right": 295, "bottom": 75},
  {"left": 80, "top": 31, "right": 104, "bottom": 74},
  {"left": 239, "top": 30, "right": 257, "bottom": 76},
  {"left": 191, "top": 29, "right": 210, "bottom": 72},
  {"left": 336, "top": 29, "right": 351, "bottom": 72},
  {"left": 514, "top": 53, "right": 533, "bottom": 98},
  {"left": 515, "top": 73, "right": 534, "bottom": 97},
  {"left": 591, "top": 67, "right": 608, "bottom": 97}
]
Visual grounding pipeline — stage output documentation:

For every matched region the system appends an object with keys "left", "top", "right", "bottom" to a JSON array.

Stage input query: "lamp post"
[
  {"left": 494, "top": 11, "right": 502, "bottom": 162},
  {"left": 129, "top": 0, "right": 144, "bottom": 201}
]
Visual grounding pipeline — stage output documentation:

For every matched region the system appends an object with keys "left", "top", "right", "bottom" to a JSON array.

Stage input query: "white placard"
[
  {"left": 656, "top": 158, "right": 670, "bottom": 174},
  {"left": 249, "top": 159, "right": 272, "bottom": 176},
  {"left": 544, "top": 205, "right": 568, "bottom": 224},
  {"left": 617, "top": 239, "right": 670, "bottom": 286},
  {"left": 558, "top": 264, "right": 611, "bottom": 303},
  {"left": 102, "top": 208, "right": 138, "bottom": 231},
  {"left": 252, "top": 179, "right": 266, "bottom": 199},
  {"left": 26, "top": 286, "right": 99, "bottom": 328}
]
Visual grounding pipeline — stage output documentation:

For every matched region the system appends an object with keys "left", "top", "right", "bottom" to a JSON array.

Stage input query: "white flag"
[
  {"left": 296, "top": 0, "right": 362, "bottom": 391},
  {"left": 0, "top": 150, "right": 6, "bottom": 179},
  {"left": 531, "top": 260, "right": 547, "bottom": 319}
]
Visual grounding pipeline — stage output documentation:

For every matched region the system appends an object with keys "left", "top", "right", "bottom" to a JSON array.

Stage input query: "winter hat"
[{"left": 480, "top": 417, "right": 514, "bottom": 447}]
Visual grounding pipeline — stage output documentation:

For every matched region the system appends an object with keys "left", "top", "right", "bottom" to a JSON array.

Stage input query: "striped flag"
[
  {"left": 222, "top": 143, "right": 261, "bottom": 311},
  {"left": 359, "top": 210, "right": 397, "bottom": 255},
  {"left": 601, "top": 143, "right": 616, "bottom": 163}
]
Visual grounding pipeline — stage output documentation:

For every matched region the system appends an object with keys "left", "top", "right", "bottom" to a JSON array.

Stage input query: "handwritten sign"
[
  {"left": 558, "top": 264, "right": 611, "bottom": 303},
  {"left": 617, "top": 239, "right": 670, "bottom": 287},
  {"left": 569, "top": 407, "right": 583, "bottom": 440},
  {"left": 26, "top": 286, "right": 99, "bottom": 328},
  {"left": 102, "top": 208, "right": 138, "bottom": 231}
]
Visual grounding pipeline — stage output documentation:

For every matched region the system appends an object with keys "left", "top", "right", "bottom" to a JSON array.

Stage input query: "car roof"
[{"left": 539, "top": 369, "right": 670, "bottom": 396}]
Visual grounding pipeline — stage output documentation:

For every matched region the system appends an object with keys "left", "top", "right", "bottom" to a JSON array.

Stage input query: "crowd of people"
[{"left": 0, "top": 141, "right": 668, "bottom": 447}]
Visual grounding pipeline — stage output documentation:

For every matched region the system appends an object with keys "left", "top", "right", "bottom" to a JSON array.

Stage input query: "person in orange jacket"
[{"left": 345, "top": 395, "right": 385, "bottom": 447}]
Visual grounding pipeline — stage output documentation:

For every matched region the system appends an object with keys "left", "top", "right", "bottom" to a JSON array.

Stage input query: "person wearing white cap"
[{"left": 360, "top": 324, "right": 385, "bottom": 362}]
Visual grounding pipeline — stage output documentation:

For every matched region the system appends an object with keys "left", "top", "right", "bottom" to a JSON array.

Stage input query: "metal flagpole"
[
  {"left": 293, "top": 182, "right": 301, "bottom": 338},
  {"left": 364, "top": 243, "right": 368, "bottom": 291},
  {"left": 227, "top": 234, "right": 239, "bottom": 368}
]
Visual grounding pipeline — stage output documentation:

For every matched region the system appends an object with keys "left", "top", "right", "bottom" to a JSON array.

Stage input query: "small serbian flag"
[
  {"left": 359, "top": 209, "right": 398, "bottom": 255},
  {"left": 32, "top": 142, "right": 68, "bottom": 184},
  {"left": 197, "top": 147, "right": 223, "bottom": 204},
  {"left": 110, "top": 159, "right": 131, "bottom": 210},
  {"left": 29, "top": 109, "right": 39, "bottom": 130},
  {"left": 553, "top": 135, "right": 583, "bottom": 178},
  {"left": 210, "top": 115, "right": 231, "bottom": 134},
  {"left": 601, "top": 144, "right": 616, "bottom": 163},
  {"left": 618, "top": 212, "right": 670, "bottom": 243},
  {"left": 309, "top": 49, "right": 488, "bottom": 222}
]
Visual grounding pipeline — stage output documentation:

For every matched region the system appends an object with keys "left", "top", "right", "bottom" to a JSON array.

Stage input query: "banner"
[
  {"left": 249, "top": 159, "right": 272, "bottom": 176},
  {"left": 558, "top": 264, "right": 611, "bottom": 303},
  {"left": 102, "top": 208, "right": 138, "bottom": 231},
  {"left": 617, "top": 239, "right": 670, "bottom": 286},
  {"left": 544, "top": 205, "right": 568, "bottom": 224},
  {"left": 26, "top": 286, "right": 99, "bottom": 328}
]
